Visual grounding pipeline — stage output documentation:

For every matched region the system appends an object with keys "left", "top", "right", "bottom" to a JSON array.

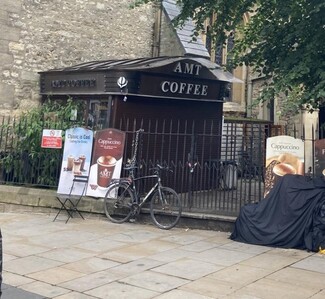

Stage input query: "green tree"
[{"left": 134, "top": 0, "right": 325, "bottom": 108}]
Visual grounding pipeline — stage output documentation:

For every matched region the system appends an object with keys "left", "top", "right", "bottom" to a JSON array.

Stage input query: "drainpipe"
[
  {"left": 246, "top": 78, "right": 253, "bottom": 118},
  {"left": 152, "top": 1, "right": 162, "bottom": 57}
]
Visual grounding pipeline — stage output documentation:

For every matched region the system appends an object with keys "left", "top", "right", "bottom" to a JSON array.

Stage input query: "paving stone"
[
  {"left": 85, "top": 281, "right": 159, "bottom": 299},
  {"left": 73, "top": 238, "right": 127, "bottom": 253},
  {"left": 231, "top": 277, "right": 320, "bottom": 299},
  {"left": 292, "top": 255, "right": 325, "bottom": 274},
  {"left": 109, "top": 257, "right": 163, "bottom": 275},
  {"left": 192, "top": 247, "right": 255, "bottom": 266},
  {"left": 207, "top": 264, "right": 274, "bottom": 286},
  {"left": 179, "top": 276, "right": 242, "bottom": 298},
  {"left": 119, "top": 270, "right": 189, "bottom": 292},
  {"left": 58, "top": 269, "right": 125, "bottom": 292},
  {"left": 152, "top": 257, "right": 223, "bottom": 280},
  {"left": 2, "top": 271, "right": 35, "bottom": 286},
  {"left": 37, "top": 247, "right": 95, "bottom": 263},
  {"left": 27, "top": 267, "right": 85, "bottom": 285},
  {"left": 239, "top": 252, "right": 303, "bottom": 270},
  {"left": 154, "top": 289, "right": 214, "bottom": 298},
  {"left": 149, "top": 248, "right": 195, "bottom": 263},
  {"left": 267, "top": 266, "right": 325, "bottom": 290},
  {"left": 179, "top": 240, "right": 219, "bottom": 252},
  {"left": 62, "top": 256, "right": 120, "bottom": 274},
  {"left": 5, "top": 256, "right": 64, "bottom": 275},
  {"left": 52, "top": 291, "right": 97, "bottom": 299}
]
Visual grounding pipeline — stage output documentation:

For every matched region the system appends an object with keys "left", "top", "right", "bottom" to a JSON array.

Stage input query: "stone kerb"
[{"left": 0, "top": 185, "right": 105, "bottom": 216}]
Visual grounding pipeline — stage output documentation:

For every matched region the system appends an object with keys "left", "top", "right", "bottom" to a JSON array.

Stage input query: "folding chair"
[{"left": 53, "top": 175, "right": 89, "bottom": 223}]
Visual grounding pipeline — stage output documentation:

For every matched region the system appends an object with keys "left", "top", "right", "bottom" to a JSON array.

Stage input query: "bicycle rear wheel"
[
  {"left": 150, "top": 187, "right": 182, "bottom": 229},
  {"left": 104, "top": 183, "right": 134, "bottom": 223}
]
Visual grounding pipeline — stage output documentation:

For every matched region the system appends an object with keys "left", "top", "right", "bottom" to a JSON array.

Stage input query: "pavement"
[{"left": 0, "top": 212, "right": 325, "bottom": 299}]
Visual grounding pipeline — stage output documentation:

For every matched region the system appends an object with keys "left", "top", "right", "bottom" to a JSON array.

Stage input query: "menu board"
[
  {"left": 264, "top": 135, "right": 304, "bottom": 196},
  {"left": 86, "top": 128, "right": 125, "bottom": 198},
  {"left": 57, "top": 127, "right": 93, "bottom": 195}
]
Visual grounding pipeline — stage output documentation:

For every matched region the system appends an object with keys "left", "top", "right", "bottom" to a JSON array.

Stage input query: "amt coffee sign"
[{"left": 139, "top": 61, "right": 220, "bottom": 101}]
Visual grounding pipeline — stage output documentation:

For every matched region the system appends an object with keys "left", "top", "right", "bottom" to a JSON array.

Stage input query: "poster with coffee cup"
[
  {"left": 57, "top": 127, "right": 94, "bottom": 195},
  {"left": 264, "top": 135, "right": 304, "bottom": 197},
  {"left": 86, "top": 128, "right": 125, "bottom": 197},
  {"left": 315, "top": 139, "right": 325, "bottom": 177}
]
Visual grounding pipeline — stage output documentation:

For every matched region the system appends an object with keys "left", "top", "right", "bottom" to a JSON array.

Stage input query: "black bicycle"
[{"left": 104, "top": 164, "right": 182, "bottom": 230}]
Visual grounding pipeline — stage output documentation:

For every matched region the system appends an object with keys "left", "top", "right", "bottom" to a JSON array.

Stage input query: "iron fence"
[{"left": 0, "top": 115, "right": 293, "bottom": 216}]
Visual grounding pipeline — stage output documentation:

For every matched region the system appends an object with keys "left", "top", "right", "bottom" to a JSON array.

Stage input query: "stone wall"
[{"left": 0, "top": 0, "right": 155, "bottom": 116}]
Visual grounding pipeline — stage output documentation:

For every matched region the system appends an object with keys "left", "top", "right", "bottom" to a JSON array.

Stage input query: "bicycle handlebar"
[{"left": 124, "top": 163, "right": 173, "bottom": 176}]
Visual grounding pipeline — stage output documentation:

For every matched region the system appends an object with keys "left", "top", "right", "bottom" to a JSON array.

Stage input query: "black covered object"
[{"left": 231, "top": 174, "right": 325, "bottom": 252}]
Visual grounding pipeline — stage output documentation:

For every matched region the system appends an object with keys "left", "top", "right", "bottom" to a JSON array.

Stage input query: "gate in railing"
[{"left": 0, "top": 115, "right": 296, "bottom": 216}]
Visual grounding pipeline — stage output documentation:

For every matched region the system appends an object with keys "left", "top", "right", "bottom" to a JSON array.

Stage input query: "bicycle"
[{"left": 104, "top": 163, "right": 182, "bottom": 230}]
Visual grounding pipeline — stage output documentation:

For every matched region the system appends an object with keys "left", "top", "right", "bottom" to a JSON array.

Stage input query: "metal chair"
[{"left": 53, "top": 175, "right": 89, "bottom": 223}]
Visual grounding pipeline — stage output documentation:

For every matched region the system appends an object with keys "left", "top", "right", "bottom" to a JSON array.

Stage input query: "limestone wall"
[{"left": 0, "top": 0, "right": 155, "bottom": 116}]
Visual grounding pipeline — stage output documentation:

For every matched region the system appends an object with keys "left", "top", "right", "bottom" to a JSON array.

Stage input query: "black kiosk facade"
[{"left": 40, "top": 56, "right": 238, "bottom": 194}]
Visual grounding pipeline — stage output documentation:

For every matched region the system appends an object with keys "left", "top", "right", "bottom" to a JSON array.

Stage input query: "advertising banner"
[
  {"left": 315, "top": 139, "right": 325, "bottom": 177},
  {"left": 264, "top": 135, "right": 304, "bottom": 196},
  {"left": 57, "top": 127, "right": 94, "bottom": 195},
  {"left": 86, "top": 128, "right": 125, "bottom": 198}
]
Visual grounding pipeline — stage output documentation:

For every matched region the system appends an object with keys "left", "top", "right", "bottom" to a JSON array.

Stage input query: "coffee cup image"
[
  {"left": 273, "top": 162, "right": 297, "bottom": 176},
  {"left": 73, "top": 158, "right": 82, "bottom": 174},
  {"left": 97, "top": 155, "right": 117, "bottom": 188},
  {"left": 67, "top": 155, "right": 74, "bottom": 171}
]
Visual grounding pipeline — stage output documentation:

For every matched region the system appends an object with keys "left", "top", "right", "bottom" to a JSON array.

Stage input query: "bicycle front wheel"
[
  {"left": 150, "top": 187, "right": 182, "bottom": 230},
  {"left": 104, "top": 183, "right": 134, "bottom": 223}
]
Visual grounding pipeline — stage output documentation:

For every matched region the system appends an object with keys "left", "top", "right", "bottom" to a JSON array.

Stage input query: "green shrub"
[{"left": 0, "top": 99, "right": 85, "bottom": 187}]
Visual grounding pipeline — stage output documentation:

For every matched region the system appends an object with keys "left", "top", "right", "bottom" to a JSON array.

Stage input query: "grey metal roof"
[
  {"left": 40, "top": 56, "right": 242, "bottom": 83},
  {"left": 162, "top": 0, "right": 210, "bottom": 58}
]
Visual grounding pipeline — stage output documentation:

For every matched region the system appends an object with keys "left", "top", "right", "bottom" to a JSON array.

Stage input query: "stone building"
[
  {"left": 0, "top": 0, "right": 156, "bottom": 116},
  {"left": 0, "top": 0, "right": 249, "bottom": 118},
  {"left": 1, "top": 0, "right": 317, "bottom": 141}
]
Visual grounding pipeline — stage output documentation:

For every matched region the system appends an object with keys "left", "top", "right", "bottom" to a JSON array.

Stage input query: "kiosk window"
[{"left": 88, "top": 100, "right": 110, "bottom": 129}]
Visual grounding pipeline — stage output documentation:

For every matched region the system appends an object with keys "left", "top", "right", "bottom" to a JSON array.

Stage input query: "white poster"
[{"left": 57, "top": 127, "right": 93, "bottom": 196}]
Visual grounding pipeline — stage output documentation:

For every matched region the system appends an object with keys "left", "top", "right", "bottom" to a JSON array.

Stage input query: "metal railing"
[{"left": 0, "top": 115, "right": 296, "bottom": 216}]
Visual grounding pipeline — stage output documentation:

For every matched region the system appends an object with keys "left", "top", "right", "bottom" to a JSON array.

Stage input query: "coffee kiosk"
[{"left": 40, "top": 56, "right": 240, "bottom": 190}]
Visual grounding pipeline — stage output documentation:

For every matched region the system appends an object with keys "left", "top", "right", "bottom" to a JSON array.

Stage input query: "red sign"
[{"left": 41, "top": 129, "right": 62, "bottom": 149}]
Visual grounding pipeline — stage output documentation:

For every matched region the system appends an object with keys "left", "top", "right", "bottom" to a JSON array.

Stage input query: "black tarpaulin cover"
[{"left": 230, "top": 174, "right": 325, "bottom": 252}]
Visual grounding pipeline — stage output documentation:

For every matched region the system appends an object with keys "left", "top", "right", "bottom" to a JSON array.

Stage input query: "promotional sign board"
[
  {"left": 86, "top": 128, "right": 125, "bottom": 198},
  {"left": 315, "top": 139, "right": 325, "bottom": 177},
  {"left": 264, "top": 135, "right": 304, "bottom": 196},
  {"left": 57, "top": 127, "right": 93, "bottom": 195},
  {"left": 41, "top": 129, "right": 62, "bottom": 149}
]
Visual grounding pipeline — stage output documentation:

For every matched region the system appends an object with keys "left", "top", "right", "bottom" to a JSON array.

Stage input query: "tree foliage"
[{"left": 133, "top": 0, "right": 325, "bottom": 108}]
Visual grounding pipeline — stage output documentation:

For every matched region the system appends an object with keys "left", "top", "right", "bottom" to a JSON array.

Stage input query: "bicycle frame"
[{"left": 130, "top": 173, "right": 163, "bottom": 208}]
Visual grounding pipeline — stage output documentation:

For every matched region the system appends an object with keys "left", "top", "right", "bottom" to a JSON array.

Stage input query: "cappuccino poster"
[
  {"left": 86, "top": 128, "right": 125, "bottom": 197},
  {"left": 264, "top": 135, "right": 304, "bottom": 196},
  {"left": 57, "top": 127, "right": 94, "bottom": 195}
]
